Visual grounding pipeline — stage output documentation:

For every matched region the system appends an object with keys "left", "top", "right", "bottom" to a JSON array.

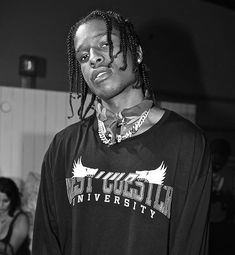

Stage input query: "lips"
[{"left": 91, "top": 68, "right": 112, "bottom": 83}]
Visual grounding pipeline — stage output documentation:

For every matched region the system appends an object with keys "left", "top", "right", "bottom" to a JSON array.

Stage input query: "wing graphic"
[
  {"left": 136, "top": 161, "right": 167, "bottom": 185},
  {"left": 72, "top": 157, "right": 98, "bottom": 178}
]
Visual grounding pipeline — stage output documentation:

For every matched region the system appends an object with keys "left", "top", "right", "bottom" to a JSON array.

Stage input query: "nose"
[{"left": 89, "top": 48, "right": 104, "bottom": 68}]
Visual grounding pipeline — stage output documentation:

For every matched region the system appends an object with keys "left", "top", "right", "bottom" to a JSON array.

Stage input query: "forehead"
[
  {"left": 0, "top": 191, "right": 9, "bottom": 200},
  {"left": 74, "top": 19, "right": 120, "bottom": 50}
]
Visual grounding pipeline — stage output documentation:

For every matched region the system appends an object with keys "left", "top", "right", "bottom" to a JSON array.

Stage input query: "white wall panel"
[
  {"left": 0, "top": 87, "right": 80, "bottom": 179},
  {"left": 0, "top": 87, "right": 13, "bottom": 176},
  {"left": 11, "top": 88, "right": 24, "bottom": 178}
]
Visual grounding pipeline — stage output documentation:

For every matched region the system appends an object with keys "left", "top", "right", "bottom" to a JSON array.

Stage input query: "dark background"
[{"left": 0, "top": 0, "right": 235, "bottom": 156}]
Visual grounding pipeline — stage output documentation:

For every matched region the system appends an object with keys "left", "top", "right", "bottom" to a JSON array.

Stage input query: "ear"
[{"left": 137, "top": 46, "right": 143, "bottom": 64}]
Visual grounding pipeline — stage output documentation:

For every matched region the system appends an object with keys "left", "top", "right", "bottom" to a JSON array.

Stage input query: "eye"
[
  {"left": 77, "top": 53, "right": 89, "bottom": 63},
  {"left": 100, "top": 41, "right": 109, "bottom": 48}
]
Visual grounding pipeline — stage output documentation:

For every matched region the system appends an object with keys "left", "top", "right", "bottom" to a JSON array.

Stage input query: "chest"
[{"left": 0, "top": 217, "right": 12, "bottom": 240}]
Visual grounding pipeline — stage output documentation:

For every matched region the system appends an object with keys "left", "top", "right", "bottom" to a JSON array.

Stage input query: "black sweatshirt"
[{"left": 32, "top": 109, "right": 212, "bottom": 255}]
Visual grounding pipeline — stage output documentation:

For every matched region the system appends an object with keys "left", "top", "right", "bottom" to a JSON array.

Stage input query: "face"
[
  {"left": 74, "top": 19, "right": 138, "bottom": 101},
  {"left": 0, "top": 192, "right": 10, "bottom": 215},
  {"left": 212, "top": 153, "right": 227, "bottom": 172}
]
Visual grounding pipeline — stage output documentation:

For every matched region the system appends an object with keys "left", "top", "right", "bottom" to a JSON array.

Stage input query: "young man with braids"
[{"left": 32, "top": 10, "right": 212, "bottom": 255}]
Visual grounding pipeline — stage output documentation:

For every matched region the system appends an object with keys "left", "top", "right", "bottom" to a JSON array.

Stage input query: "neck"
[{"left": 101, "top": 87, "right": 144, "bottom": 113}]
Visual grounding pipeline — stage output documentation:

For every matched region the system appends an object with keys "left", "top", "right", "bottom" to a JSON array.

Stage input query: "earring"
[{"left": 137, "top": 58, "right": 141, "bottom": 64}]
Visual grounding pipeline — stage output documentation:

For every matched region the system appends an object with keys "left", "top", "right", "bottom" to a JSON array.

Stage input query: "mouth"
[{"left": 92, "top": 68, "right": 112, "bottom": 83}]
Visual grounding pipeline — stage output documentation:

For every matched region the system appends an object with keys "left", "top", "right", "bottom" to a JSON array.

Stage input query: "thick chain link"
[{"left": 98, "top": 109, "right": 150, "bottom": 146}]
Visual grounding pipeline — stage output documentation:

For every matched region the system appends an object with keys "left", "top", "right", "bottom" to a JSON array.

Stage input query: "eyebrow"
[{"left": 75, "top": 31, "right": 119, "bottom": 54}]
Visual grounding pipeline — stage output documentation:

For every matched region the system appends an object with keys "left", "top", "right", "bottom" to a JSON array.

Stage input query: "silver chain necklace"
[{"left": 98, "top": 109, "right": 150, "bottom": 146}]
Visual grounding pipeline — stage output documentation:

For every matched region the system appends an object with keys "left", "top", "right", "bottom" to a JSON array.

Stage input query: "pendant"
[{"left": 97, "top": 109, "right": 150, "bottom": 146}]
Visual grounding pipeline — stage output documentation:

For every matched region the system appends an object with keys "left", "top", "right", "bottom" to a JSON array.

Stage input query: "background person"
[
  {"left": 0, "top": 177, "right": 30, "bottom": 255},
  {"left": 209, "top": 138, "right": 235, "bottom": 254}
]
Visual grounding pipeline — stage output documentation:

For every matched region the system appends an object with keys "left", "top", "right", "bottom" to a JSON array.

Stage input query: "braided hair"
[{"left": 67, "top": 10, "right": 156, "bottom": 120}]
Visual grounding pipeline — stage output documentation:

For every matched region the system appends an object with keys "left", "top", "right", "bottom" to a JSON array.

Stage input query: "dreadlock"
[{"left": 67, "top": 9, "right": 156, "bottom": 121}]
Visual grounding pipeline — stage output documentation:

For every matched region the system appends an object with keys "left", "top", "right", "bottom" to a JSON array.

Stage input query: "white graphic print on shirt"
[{"left": 66, "top": 157, "right": 173, "bottom": 220}]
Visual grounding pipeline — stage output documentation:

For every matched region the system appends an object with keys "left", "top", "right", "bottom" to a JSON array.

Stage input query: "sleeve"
[
  {"left": 32, "top": 139, "right": 62, "bottom": 255},
  {"left": 171, "top": 134, "right": 212, "bottom": 255}
]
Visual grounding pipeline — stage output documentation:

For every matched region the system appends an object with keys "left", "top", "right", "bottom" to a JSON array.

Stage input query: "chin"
[
  {"left": 93, "top": 88, "right": 121, "bottom": 101},
  {"left": 96, "top": 93, "right": 116, "bottom": 101},
  {"left": 91, "top": 79, "right": 135, "bottom": 101}
]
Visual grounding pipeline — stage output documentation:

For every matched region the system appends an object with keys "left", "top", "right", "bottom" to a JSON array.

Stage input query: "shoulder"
[
  {"left": 42, "top": 114, "right": 96, "bottom": 170},
  {"left": 47, "top": 114, "right": 96, "bottom": 152},
  {"left": 9, "top": 211, "right": 29, "bottom": 249},
  {"left": 164, "top": 109, "right": 211, "bottom": 170},
  {"left": 56, "top": 114, "right": 95, "bottom": 141},
  {"left": 161, "top": 107, "right": 205, "bottom": 137},
  {"left": 150, "top": 106, "right": 202, "bottom": 131},
  {"left": 150, "top": 107, "right": 208, "bottom": 149},
  {"left": 12, "top": 211, "right": 29, "bottom": 229}
]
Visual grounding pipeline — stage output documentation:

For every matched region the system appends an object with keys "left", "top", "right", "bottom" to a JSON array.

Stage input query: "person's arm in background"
[
  {"left": 32, "top": 141, "right": 62, "bottom": 255},
  {"left": 170, "top": 133, "right": 212, "bottom": 255},
  {"left": 0, "top": 213, "right": 29, "bottom": 255},
  {"left": 11, "top": 214, "right": 29, "bottom": 254}
]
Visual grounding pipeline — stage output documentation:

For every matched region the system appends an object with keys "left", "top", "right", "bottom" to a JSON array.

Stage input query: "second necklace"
[{"left": 97, "top": 108, "right": 151, "bottom": 146}]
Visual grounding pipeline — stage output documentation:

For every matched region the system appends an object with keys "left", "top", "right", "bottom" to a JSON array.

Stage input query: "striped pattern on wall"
[{"left": 0, "top": 86, "right": 93, "bottom": 180}]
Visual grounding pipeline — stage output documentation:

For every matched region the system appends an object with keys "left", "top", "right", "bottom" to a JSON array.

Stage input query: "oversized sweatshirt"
[{"left": 32, "top": 109, "right": 212, "bottom": 255}]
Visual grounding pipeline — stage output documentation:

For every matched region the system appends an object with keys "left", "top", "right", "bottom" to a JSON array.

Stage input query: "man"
[
  {"left": 209, "top": 139, "right": 235, "bottom": 254},
  {"left": 32, "top": 10, "right": 212, "bottom": 255}
]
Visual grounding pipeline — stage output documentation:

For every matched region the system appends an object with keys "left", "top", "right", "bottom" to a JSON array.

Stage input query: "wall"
[
  {"left": 0, "top": 0, "right": 235, "bottom": 154},
  {"left": 0, "top": 86, "right": 79, "bottom": 179},
  {"left": 0, "top": 86, "right": 196, "bottom": 179}
]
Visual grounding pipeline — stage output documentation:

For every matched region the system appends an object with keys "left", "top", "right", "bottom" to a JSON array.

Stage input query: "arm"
[
  {"left": 0, "top": 214, "right": 29, "bottom": 255},
  {"left": 171, "top": 134, "right": 212, "bottom": 255},
  {"left": 10, "top": 214, "right": 29, "bottom": 254},
  {"left": 32, "top": 143, "right": 62, "bottom": 255}
]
